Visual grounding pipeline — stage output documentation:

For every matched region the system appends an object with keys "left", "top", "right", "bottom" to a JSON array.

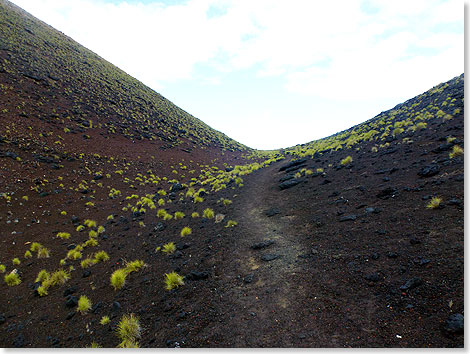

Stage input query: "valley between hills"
[{"left": 0, "top": 0, "right": 464, "bottom": 348}]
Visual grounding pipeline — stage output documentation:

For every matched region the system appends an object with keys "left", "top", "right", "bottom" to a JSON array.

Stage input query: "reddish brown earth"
[{"left": 0, "top": 0, "right": 464, "bottom": 348}]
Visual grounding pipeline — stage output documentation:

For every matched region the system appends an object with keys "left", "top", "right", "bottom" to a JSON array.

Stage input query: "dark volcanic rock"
[
  {"left": 443, "top": 313, "right": 464, "bottom": 334},
  {"left": 261, "top": 254, "right": 281, "bottom": 262},
  {"left": 279, "top": 174, "right": 295, "bottom": 183},
  {"left": 13, "top": 333, "right": 25, "bottom": 347},
  {"left": 432, "top": 143, "right": 453, "bottom": 153},
  {"left": 418, "top": 164, "right": 440, "bottom": 177},
  {"left": 265, "top": 207, "right": 280, "bottom": 217},
  {"left": 185, "top": 271, "right": 209, "bottom": 281},
  {"left": 244, "top": 274, "right": 254, "bottom": 284},
  {"left": 251, "top": 240, "right": 275, "bottom": 250},
  {"left": 65, "top": 295, "right": 78, "bottom": 308},
  {"left": 279, "top": 179, "right": 301, "bottom": 190},
  {"left": 400, "top": 277, "right": 423, "bottom": 291},
  {"left": 339, "top": 214, "right": 357, "bottom": 222},
  {"left": 377, "top": 187, "right": 398, "bottom": 199},
  {"left": 279, "top": 158, "right": 307, "bottom": 172},
  {"left": 170, "top": 183, "right": 185, "bottom": 193},
  {"left": 364, "top": 273, "right": 381, "bottom": 282}
]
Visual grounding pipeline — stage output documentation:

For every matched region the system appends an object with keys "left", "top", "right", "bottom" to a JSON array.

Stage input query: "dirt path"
[{"left": 197, "top": 159, "right": 321, "bottom": 347}]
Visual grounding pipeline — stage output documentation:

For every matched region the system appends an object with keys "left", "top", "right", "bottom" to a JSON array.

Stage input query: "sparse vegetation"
[
  {"left": 4, "top": 270, "right": 21, "bottom": 286},
  {"left": 340, "top": 156, "right": 353, "bottom": 166},
  {"left": 427, "top": 197, "right": 443, "bottom": 209},
  {"left": 165, "top": 271, "right": 184, "bottom": 290},
  {"left": 116, "top": 314, "right": 141, "bottom": 348},
  {"left": 203, "top": 208, "right": 215, "bottom": 219},
  {"left": 180, "top": 226, "right": 192, "bottom": 237},
  {"left": 77, "top": 295, "right": 92, "bottom": 314},
  {"left": 162, "top": 242, "right": 176, "bottom": 254},
  {"left": 449, "top": 145, "right": 464, "bottom": 158},
  {"left": 110, "top": 269, "right": 127, "bottom": 290}
]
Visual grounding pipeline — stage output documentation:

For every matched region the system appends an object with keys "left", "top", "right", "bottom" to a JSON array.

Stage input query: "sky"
[{"left": 10, "top": 0, "right": 464, "bottom": 150}]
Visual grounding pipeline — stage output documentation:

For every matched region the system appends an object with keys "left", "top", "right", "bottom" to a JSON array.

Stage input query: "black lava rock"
[
  {"left": 400, "top": 277, "right": 423, "bottom": 291},
  {"left": 265, "top": 207, "right": 280, "bottom": 217},
  {"left": 377, "top": 187, "right": 398, "bottom": 199},
  {"left": 251, "top": 240, "right": 275, "bottom": 250},
  {"left": 279, "top": 158, "right": 307, "bottom": 172},
  {"left": 261, "top": 254, "right": 280, "bottom": 262},
  {"left": 185, "top": 271, "right": 209, "bottom": 281},
  {"left": 418, "top": 164, "right": 440, "bottom": 177},
  {"left": 13, "top": 333, "right": 25, "bottom": 347},
  {"left": 443, "top": 313, "right": 464, "bottom": 334},
  {"left": 65, "top": 295, "right": 78, "bottom": 308},
  {"left": 112, "top": 301, "right": 121, "bottom": 311},
  {"left": 279, "top": 179, "right": 301, "bottom": 190},
  {"left": 244, "top": 274, "right": 254, "bottom": 284},
  {"left": 364, "top": 273, "right": 381, "bottom": 282},
  {"left": 339, "top": 214, "right": 357, "bottom": 222}
]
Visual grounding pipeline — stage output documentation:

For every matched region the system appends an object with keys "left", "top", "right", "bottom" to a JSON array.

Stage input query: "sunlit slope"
[
  {"left": 286, "top": 74, "right": 464, "bottom": 156},
  {"left": 0, "top": 0, "right": 249, "bottom": 155}
]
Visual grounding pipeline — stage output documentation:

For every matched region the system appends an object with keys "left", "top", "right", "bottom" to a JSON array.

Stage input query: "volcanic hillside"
[{"left": 0, "top": 0, "right": 464, "bottom": 348}]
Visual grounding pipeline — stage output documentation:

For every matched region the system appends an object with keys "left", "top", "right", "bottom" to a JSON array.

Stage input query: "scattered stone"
[
  {"left": 399, "top": 277, "right": 423, "bottom": 291},
  {"left": 432, "top": 143, "right": 453, "bottom": 153},
  {"left": 0, "top": 313, "right": 5, "bottom": 324},
  {"left": 418, "top": 164, "right": 440, "bottom": 178},
  {"left": 67, "top": 243, "right": 76, "bottom": 250},
  {"left": 47, "top": 336, "right": 60, "bottom": 346},
  {"left": 65, "top": 295, "right": 78, "bottom": 308},
  {"left": 251, "top": 240, "right": 274, "bottom": 250},
  {"left": 279, "top": 158, "right": 307, "bottom": 172},
  {"left": 364, "top": 273, "right": 381, "bottom": 282},
  {"left": 91, "top": 301, "right": 103, "bottom": 314},
  {"left": 447, "top": 198, "right": 463, "bottom": 209},
  {"left": 443, "top": 313, "right": 464, "bottom": 334},
  {"left": 320, "top": 179, "right": 332, "bottom": 185},
  {"left": 261, "top": 254, "right": 280, "bottom": 262},
  {"left": 112, "top": 302, "right": 121, "bottom": 311},
  {"left": 65, "top": 311, "right": 75, "bottom": 320},
  {"left": 154, "top": 222, "right": 166, "bottom": 232},
  {"left": 171, "top": 251, "right": 183, "bottom": 259},
  {"left": 13, "top": 333, "right": 25, "bottom": 347},
  {"left": 185, "top": 271, "right": 209, "bottom": 281},
  {"left": 339, "top": 214, "right": 357, "bottom": 222},
  {"left": 365, "top": 207, "right": 381, "bottom": 214},
  {"left": 376, "top": 187, "right": 398, "bottom": 199},
  {"left": 265, "top": 207, "right": 280, "bottom": 217},
  {"left": 387, "top": 252, "right": 399, "bottom": 259},
  {"left": 63, "top": 287, "right": 77, "bottom": 297},
  {"left": 409, "top": 237, "right": 421, "bottom": 245},
  {"left": 244, "top": 274, "right": 254, "bottom": 284},
  {"left": 82, "top": 270, "right": 91, "bottom": 278},
  {"left": 279, "top": 179, "right": 301, "bottom": 190}
]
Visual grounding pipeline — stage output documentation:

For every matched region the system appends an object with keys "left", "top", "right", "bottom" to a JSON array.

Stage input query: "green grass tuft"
[
  {"left": 164, "top": 271, "right": 184, "bottom": 290},
  {"left": 77, "top": 295, "right": 92, "bottom": 314}
]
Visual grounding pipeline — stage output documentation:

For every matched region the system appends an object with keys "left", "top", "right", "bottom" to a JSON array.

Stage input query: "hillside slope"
[{"left": 0, "top": 0, "right": 464, "bottom": 348}]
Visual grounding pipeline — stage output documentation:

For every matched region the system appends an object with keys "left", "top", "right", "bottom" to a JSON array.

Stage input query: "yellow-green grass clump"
[
  {"left": 77, "top": 295, "right": 92, "bottom": 314},
  {"left": 191, "top": 212, "right": 200, "bottom": 218},
  {"left": 449, "top": 145, "right": 464, "bottom": 159},
  {"left": 174, "top": 211, "right": 185, "bottom": 220},
  {"left": 225, "top": 220, "right": 238, "bottom": 228},
  {"left": 165, "top": 271, "right": 184, "bottom": 290},
  {"left": 12, "top": 258, "right": 20, "bottom": 265},
  {"left": 116, "top": 314, "right": 141, "bottom": 348},
  {"left": 203, "top": 208, "right": 215, "bottom": 219},
  {"left": 0, "top": 264, "right": 6, "bottom": 273},
  {"left": 340, "top": 156, "right": 353, "bottom": 166},
  {"left": 100, "top": 316, "right": 110, "bottom": 325},
  {"left": 24, "top": 250, "right": 32, "bottom": 258},
  {"left": 56, "top": 232, "right": 71, "bottom": 240},
  {"left": 111, "top": 269, "right": 128, "bottom": 290},
  {"left": 162, "top": 242, "right": 176, "bottom": 254},
  {"left": 180, "top": 227, "right": 192, "bottom": 237},
  {"left": 94, "top": 250, "right": 110, "bottom": 262},
  {"left": 125, "top": 260, "right": 146, "bottom": 273},
  {"left": 426, "top": 197, "right": 443, "bottom": 209},
  {"left": 4, "top": 270, "right": 21, "bottom": 286}
]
